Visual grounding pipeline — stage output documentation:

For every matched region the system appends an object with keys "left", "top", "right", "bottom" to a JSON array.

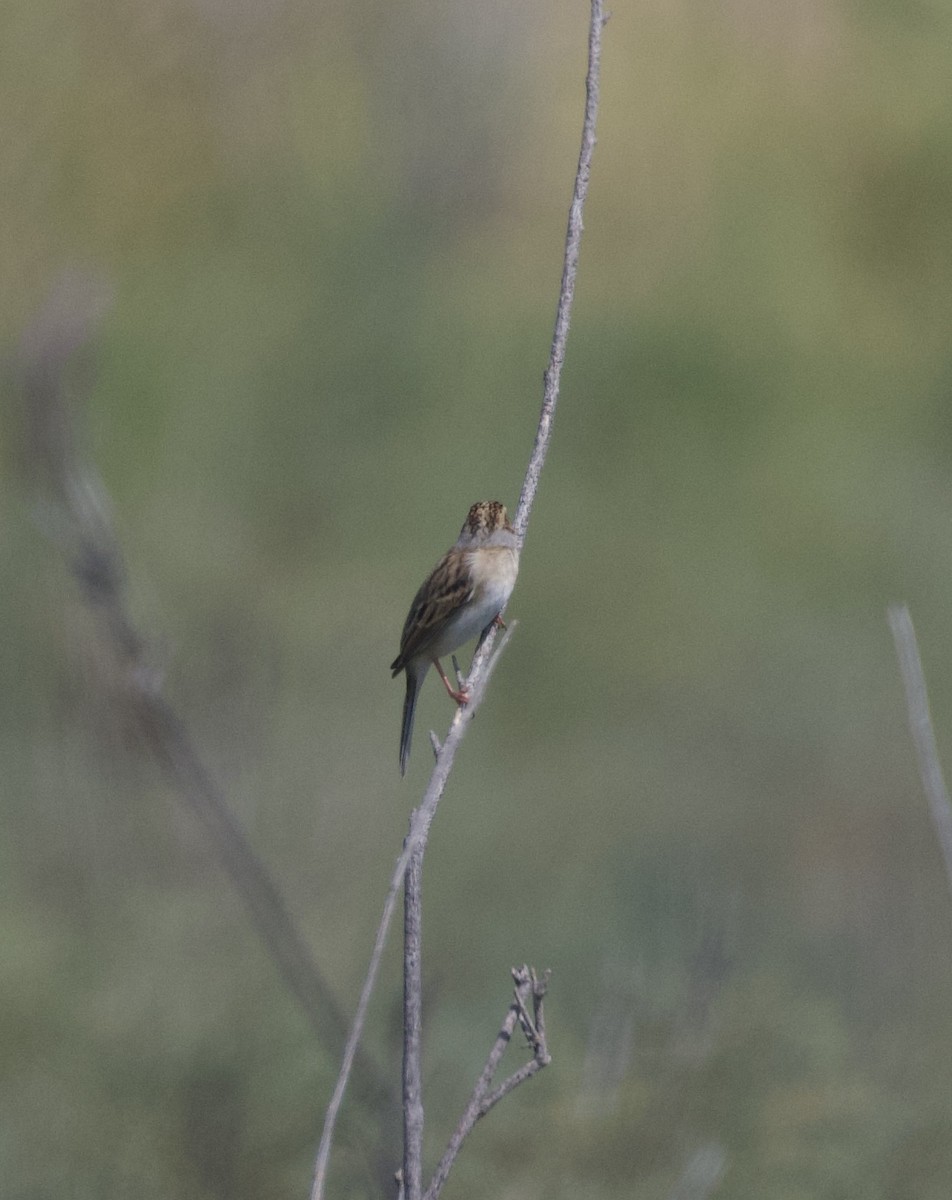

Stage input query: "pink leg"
[{"left": 433, "top": 658, "right": 469, "bottom": 705}]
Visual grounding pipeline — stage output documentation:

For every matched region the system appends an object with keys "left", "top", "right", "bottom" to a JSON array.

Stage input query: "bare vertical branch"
[
  {"left": 310, "top": 1, "right": 607, "bottom": 1192},
  {"left": 402, "top": 840, "right": 425, "bottom": 1200},
  {"left": 888, "top": 603, "right": 952, "bottom": 900},
  {"left": 514, "top": 0, "right": 607, "bottom": 540}
]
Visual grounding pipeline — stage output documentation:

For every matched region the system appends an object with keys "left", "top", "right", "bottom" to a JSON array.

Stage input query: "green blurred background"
[{"left": 5, "top": 0, "right": 952, "bottom": 1196}]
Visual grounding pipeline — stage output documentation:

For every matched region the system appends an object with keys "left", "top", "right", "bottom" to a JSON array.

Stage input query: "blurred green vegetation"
[{"left": 6, "top": 0, "right": 952, "bottom": 1196}]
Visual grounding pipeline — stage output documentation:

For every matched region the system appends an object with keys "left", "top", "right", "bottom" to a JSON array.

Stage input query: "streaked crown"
[{"left": 459, "top": 500, "right": 513, "bottom": 541}]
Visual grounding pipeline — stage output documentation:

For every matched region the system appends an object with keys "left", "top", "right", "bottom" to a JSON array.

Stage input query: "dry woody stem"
[{"left": 311, "top": 1, "right": 607, "bottom": 1195}]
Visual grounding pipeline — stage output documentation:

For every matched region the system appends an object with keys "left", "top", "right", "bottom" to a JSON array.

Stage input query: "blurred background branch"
[
  {"left": 889, "top": 604, "right": 952, "bottom": 906},
  {"left": 15, "top": 269, "right": 394, "bottom": 1136}
]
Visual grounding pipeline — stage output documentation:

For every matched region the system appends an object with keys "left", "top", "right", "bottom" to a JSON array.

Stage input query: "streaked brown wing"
[{"left": 391, "top": 551, "right": 473, "bottom": 673}]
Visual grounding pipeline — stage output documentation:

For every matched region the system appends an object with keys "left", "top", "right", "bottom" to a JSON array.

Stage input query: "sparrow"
[{"left": 391, "top": 500, "right": 520, "bottom": 775}]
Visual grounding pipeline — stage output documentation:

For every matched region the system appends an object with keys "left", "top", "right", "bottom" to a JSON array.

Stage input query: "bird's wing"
[{"left": 390, "top": 549, "right": 473, "bottom": 673}]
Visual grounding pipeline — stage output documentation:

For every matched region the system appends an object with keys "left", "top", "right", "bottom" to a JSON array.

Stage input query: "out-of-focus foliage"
[{"left": 5, "top": 0, "right": 952, "bottom": 1196}]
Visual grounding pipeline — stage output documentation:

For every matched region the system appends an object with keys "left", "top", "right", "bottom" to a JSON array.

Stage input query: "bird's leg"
[
  {"left": 475, "top": 611, "right": 508, "bottom": 653},
  {"left": 433, "top": 658, "right": 469, "bottom": 705}
]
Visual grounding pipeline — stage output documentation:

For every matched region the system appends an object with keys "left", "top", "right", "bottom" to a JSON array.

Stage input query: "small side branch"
[
  {"left": 888, "top": 603, "right": 952, "bottom": 901},
  {"left": 423, "top": 966, "right": 551, "bottom": 1200}
]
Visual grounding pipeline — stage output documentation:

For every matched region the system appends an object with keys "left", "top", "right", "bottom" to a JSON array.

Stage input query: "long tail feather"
[{"left": 399, "top": 670, "right": 420, "bottom": 776}]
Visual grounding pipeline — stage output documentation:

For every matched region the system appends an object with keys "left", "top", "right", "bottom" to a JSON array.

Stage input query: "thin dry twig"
[
  {"left": 311, "top": 2, "right": 606, "bottom": 1191},
  {"left": 423, "top": 967, "right": 551, "bottom": 1200},
  {"left": 513, "top": 0, "right": 607, "bottom": 541},
  {"left": 888, "top": 603, "right": 952, "bottom": 899}
]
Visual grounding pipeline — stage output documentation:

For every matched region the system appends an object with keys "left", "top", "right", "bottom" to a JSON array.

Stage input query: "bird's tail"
[{"left": 399, "top": 671, "right": 420, "bottom": 776}]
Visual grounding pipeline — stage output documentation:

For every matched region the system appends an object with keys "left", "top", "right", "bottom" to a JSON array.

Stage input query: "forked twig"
[{"left": 423, "top": 967, "right": 551, "bottom": 1200}]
